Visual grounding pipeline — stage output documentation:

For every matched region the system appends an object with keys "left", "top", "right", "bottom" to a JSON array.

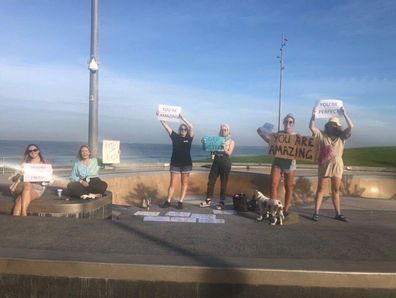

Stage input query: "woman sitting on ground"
[
  {"left": 67, "top": 145, "right": 108, "bottom": 199},
  {"left": 11, "top": 144, "right": 48, "bottom": 216}
]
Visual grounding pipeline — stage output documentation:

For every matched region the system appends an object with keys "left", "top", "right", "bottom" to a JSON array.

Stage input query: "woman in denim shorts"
[
  {"left": 159, "top": 113, "right": 194, "bottom": 209},
  {"left": 257, "top": 114, "right": 297, "bottom": 216}
]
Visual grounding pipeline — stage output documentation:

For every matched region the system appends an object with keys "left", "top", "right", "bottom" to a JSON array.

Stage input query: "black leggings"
[
  {"left": 67, "top": 177, "right": 108, "bottom": 198},
  {"left": 206, "top": 155, "right": 232, "bottom": 201}
]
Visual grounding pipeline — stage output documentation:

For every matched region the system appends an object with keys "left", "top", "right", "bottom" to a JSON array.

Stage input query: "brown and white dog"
[{"left": 253, "top": 190, "right": 285, "bottom": 225}]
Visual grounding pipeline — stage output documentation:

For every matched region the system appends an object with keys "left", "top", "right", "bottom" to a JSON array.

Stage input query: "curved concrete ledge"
[
  {"left": 1, "top": 258, "right": 396, "bottom": 297},
  {"left": 0, "top": 186, "right": 112, "bottom": 219},
  {"left": 100, "top": 170, "right": 396, "bottom": 207}
]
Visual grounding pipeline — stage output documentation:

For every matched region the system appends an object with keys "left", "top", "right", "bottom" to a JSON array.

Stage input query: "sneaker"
[
  {"left": 283, "top": 211, "right": 289, "bottom": 218},
  {"left": 335, "top": 214, "right": 348, "bottom": 222},
  {"left": 80, "top": 194, "right": 89, "bottom": 200},
  {"left": 162, "top": 201, "right": 171, "bottom": 208},
  {"left": 312, "top": 213, "right": 319, "bottom": 221},
  {"left": 200, "top": 198, "right": 211, "bottom": 208},
  {"left": 215, "top": 201, "right": 225, "bottom": 210},
  {"left": 177, "top": 201, "right": 183, "bottom": 209}
]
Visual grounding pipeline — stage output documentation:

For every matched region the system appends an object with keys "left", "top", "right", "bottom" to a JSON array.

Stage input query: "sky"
[{"left": 0, "top": 0, "right": 395, "bottom": 147}]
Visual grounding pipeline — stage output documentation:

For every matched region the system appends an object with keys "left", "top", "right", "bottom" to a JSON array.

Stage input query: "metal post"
[
  {"left": 277, "top": 34, "right": 287, "bottom": 132},
  {"left": 88, "top": 0, "right": 99, "bottom": 156}
]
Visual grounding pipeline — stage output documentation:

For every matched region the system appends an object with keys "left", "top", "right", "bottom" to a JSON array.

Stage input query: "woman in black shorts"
[
  {"left": 257, "top": 114, "right": 297, "bottom": 216},
  {"left": 160, "top": 113, "right": 194, "bottom": 209}
]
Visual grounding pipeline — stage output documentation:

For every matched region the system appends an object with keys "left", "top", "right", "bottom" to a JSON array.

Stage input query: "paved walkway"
[{"left": 1, "top": 196, "right": 396, "bottom": 272}]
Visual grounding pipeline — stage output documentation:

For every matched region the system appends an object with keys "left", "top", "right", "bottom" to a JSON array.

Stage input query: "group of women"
[
  {"left": 161, "top": 107, "right": 354, "bottom": 222},
  {"left": 11, "top": 144, "right": 108, "bottom": 216},
  {"left": 11, "top": 107, "right": 354, "bottom": 222}
]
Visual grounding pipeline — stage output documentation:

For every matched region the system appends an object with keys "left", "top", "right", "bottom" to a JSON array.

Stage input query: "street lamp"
[
  {"left": 88, "top": 0, "right": 99, "bottom": 156},
  {"left": 277, "top": 34, "right": 288, "bottom": 132}
]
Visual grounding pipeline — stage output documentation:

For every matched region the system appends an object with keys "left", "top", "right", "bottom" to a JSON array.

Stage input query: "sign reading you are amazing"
[{"left": 268, "top": 133, "right": 319, "bottom": 162}]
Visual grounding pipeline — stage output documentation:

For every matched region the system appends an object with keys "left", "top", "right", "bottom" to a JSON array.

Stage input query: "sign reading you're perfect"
[{"left": 268, "top": 133, "right": 319, "bottom": 162}]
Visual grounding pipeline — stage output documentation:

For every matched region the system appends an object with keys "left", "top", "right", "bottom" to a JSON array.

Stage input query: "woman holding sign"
[
  {"left": 67, "top": 145, "right": 108, "bottom": 199},
  {"left": 159, "top": 114, "right": 194, "bottom": 209},
  {"left": 11, "top": 144, "right": 48, "bottom": 216},
  {"left": 200, "top": 124, "right": 235, "bottom": 210},
  {"left": 310, "top": 106, "right": 354, "bottom": 222},
  {"left": 257, "top": 114, "right": 296, "bottom": 216}
]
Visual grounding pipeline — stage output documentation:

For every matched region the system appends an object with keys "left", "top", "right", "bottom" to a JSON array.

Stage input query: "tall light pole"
[
  {"left": 88, "top": 0, "right": 99, "bottom": 156},
  {"left": 277, "top": 34, "right": 288, "bottom": 131}
]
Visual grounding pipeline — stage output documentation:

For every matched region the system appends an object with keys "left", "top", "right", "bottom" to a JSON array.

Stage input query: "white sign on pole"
[
  {"left": 157, "top": 104, "right": 182, "bottom": 122},
  {"left": 258, "top": 122, "right": 275, "bottom": 136},
  {"left": 102, "top": 140, "right": 120, "bottom": 164},
  {"left": 23, "top": 163, "right": 53, "bottom": 182},
  {"left": 315, "top": 99, "right": 343, "bottom": 119}
]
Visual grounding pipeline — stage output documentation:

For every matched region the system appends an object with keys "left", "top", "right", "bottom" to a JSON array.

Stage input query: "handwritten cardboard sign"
[
  {"left": 23, "top": 163, "right": 53, "bottom": 182},
  {"left": 258, "top": 122, "right": 274, "bottom": 136},
  {"left": 202, "top": 136, "right": 225, "bottom": 152},
  {"left": 157, "top": 104, "right": 182, "bottom": 122},
  {"left": 102, "top": 140, "right": 120, "bottom": 164},
  {"left": 268, "top": 133, "right": 319, "bottom": 162},
  {"left": 315, "top": 99, "right": 343, "bottom": 119}
]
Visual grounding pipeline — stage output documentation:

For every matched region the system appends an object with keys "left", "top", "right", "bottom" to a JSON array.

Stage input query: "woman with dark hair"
[
  {"left": 309, "top": 106, "right": 354, "bottom": 222},
  {"left": 257, "top": 114, "right": 297, "bottom": 216},
  {"left": 200, "top": 123, "right": 235, "bottom": 210},
  {"left": 11, "top": 144, "right": 47, "bottom": 216},
  {"left": 67, "top": 145, "right": 108, "bottom": 199},
  {"left": 160, "top": 113, "right": 194, "bottom": 209}
]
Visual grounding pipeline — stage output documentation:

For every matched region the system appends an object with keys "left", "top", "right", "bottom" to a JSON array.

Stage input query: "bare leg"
[
  {"left": 331, "top": 177, "right": 342, "bottom": 215},
  {"left": 167, "top": 172, "right": 178, "bottom": 202},
  {"left": 20, "top": 183, "right": 39, "bottom": 216},
  {"left": 314, "top": 177, "right": 328, "bottom": 214},
  {"left": 270, "top": 166, "right": 282, "bottom": 200},
  {"left": 12, "top": 195, "right": 23, "bottom": 216},
  {"left": 283, "top": 171, "right": 295, "bottom": 212},
  {"left": 180, "top": 173, "right": 190, "bottom": 202}
]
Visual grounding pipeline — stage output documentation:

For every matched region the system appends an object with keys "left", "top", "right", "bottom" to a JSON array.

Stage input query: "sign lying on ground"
[
  {"left": 202, "top": 136, "right": 225, "bottom": 151},
  {"left": 157, "top": 104, "right": 182, "bottom": 122},
  {"left": 134, "top": 211, "right": 160, "bottom": 216},
  {"left": 315, "top": 99, "right": 343, "bottom": 119},
  {"left": 102, "top": 140, "right": 120, "bottom": 164},
  {"left": 257, "top": 122, "right": 274, "bottom": 136},
  {"left": 23, "top": 163, "right": 53, "bottom": 182},
  {"left": 268, "top": 133, "right": 319, "bottom": 162}
]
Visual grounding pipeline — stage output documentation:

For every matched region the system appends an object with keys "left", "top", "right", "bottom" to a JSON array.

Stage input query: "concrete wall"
[{"left": 101, "top": 171, "right": 396, "bottom": 207}]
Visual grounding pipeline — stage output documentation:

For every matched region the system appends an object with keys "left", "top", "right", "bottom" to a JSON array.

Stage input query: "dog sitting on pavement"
[{"left": 253, "top": 190, "right": 285, "bottom": 225}]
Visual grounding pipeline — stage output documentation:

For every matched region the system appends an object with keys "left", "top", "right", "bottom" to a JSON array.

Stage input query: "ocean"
[{"left": 0, "top": 140, "right": 267, "bottom": 166}]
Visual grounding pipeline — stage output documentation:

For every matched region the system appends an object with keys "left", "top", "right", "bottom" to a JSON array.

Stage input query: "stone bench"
[{"left": 0, "top": 184, "right": 112, "bottom": 219}]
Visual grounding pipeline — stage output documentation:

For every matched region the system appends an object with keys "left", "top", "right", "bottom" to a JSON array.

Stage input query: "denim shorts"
[
  {"left": 170, "top": 165, "right": 192, "bottom": 173},
  {"left": 272, "top": 158, "right": 296, "bottom": 174}
]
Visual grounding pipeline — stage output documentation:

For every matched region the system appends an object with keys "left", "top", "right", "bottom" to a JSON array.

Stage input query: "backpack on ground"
[{"left": 233, "top": 193, "right": 248, "bottom": 212}]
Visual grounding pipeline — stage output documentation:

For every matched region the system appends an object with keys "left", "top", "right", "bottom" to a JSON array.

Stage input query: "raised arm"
[
  {"left": 309, "top": 108, "right": 320, "bottom": 136},
  {"left": 340, "top": 106, "right": 354, "bottom": 136},
  {"left": 256, "top": 128, "right": 271, "bottom": 143},
  {"left": 180, "top": 113, "right": 194, "bottom": 137},
  {"left": 160, "top": 120, "right": 173, "bottom": 136}
]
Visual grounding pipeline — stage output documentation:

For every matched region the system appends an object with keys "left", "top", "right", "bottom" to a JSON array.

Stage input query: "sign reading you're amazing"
[{"left": 268, "top": 133, "right": 319, "bottom": 162}]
